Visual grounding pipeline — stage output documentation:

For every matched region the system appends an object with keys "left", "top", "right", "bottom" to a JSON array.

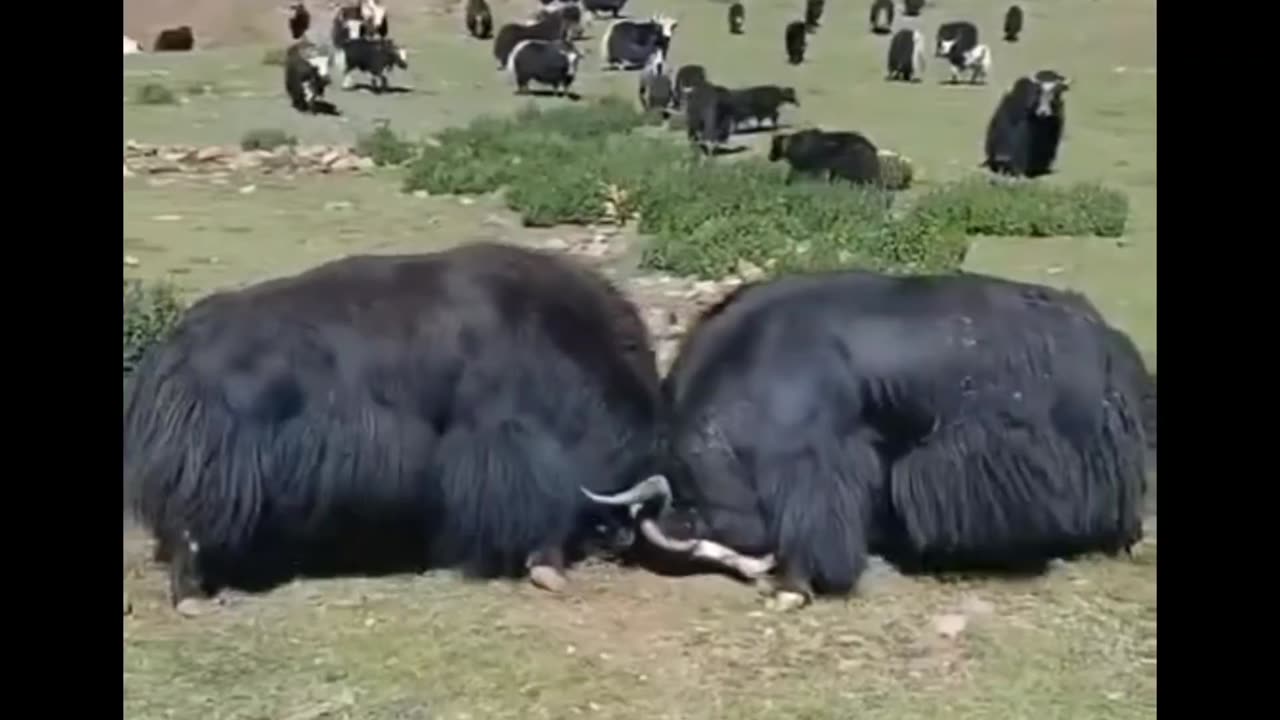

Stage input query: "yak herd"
[{"left": 124, "top": 2, "right": 1155, "bottom": 616}]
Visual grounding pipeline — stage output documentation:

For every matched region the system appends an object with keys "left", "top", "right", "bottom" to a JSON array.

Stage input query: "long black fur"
[
  {"left": 673, "top": 64, "right": 708, "bottom": 110},
  {"left": 584, "top": 0, "right": 628, "bottom": 18},
  {"left": 804, "top": 0, "right": 826, "bottom": 32},
  {"left": 724, "top": 85, "right": 799, "bottom": 130},
  {"left": 1004, "top": 5, "right": 1024, "bottom": 42},
  {"left": 288, "top": 3, "right": 311, "bottom": 40},
  {"left": 886, "top": 29, "right": 925, "bottom": 82},
  {"left": 153, "top": 26, "right": 195, "bottom": 52},
  {"left": 785, "top": 20, "right": 808, "bottom": 64},
  {"left": 123, "top": 243, "right": 665, "bottom": 604},
  {"left": 983, "top": 72, "right": 1068, "bottom": 177},
  {"left": 656, "top": 269, "right": 1153, "bottom": 596},
  {"left": 685, "top": 82, "right": 735, "bottom": 155},
  {"left": 466, "top": 0, "right": 494, "bottom": 40},
  {"left": 494, "top": 14, "right": 573, "bottom": 68},
  {"left": 728, "top": 2, "right": 745, "bottom": 35},
  {"left": 903, "top": 0, "right": 925, "bottom": 17},
  {"left": 769, "top": 129, "right": 882, "bottom": 186},
  {"left": 870, "top": 0, "right": 894, "bottom": 35},
  {"left": 936, "top": 21, "right": 979, "bottom": 57}
]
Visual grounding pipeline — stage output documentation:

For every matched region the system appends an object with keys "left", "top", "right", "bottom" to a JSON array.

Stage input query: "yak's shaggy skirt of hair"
[{"left": 123, "top": 249, "right": 662, "bottom": 594}]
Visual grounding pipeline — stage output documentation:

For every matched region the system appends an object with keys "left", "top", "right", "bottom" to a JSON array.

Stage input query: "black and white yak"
[
  {"left": 601, "top": 15, "right": 678, "bottom": 70},
  {"left": 466, "top": 0, "right": 494, "bottom": 40},
  {"left": 335, "top": 37, "right": 409, "bottom": 93},
  {"left": 724, "top": 85, "right": 799, "bottom": 131},
  {"left": 785, "top": 20, "right": 807, "bottom": 65},
  {"left": 283, "top": 41, "right": 335, "bottom": 114},
  {"left": 983, "top": 71, "right": 1070, "bottom": 178},
  {"left": 638, "top": 50, "right": 674, "bottom": 115},
  {"left": 672, "top": 64, "right": 708, "bottom": 110},
  {"left": 123, "top": 243, "right": 684, "bottom": 613},
  {"left": 769, "top": 129, "right": 882, "bottom": 186},
  {"left": 332, "top": 4, "right": 367, "bottom": 47},
  {"left": 583, "top": 0, "right": 629, "bottom": 18},
  {"left": 288, "top": 3, "right": 311, "bottom": 41},
  {"left": 1004, "top": 6, "right": 1024, "bottom": 42},
  {"left": 886, "top": 28, "right": 926, "bottom": 83},
  {"left": 685, "top": 82, "right": 735, "bottom": 155},
  {"left": 536, "top": 2, "right": 585, "bottom": 41},
  {"left": 936, "top": 20, "right": 978, "bottom": 57},
  {"left": 870, "top": 0, "right": 894, "bottom": 35},
  {"left": 804, "top": 0, "right": 826, "bottom": 32},
  {"left": 728, "top": 2, "right": 745, "bottom": 35},
  {"left": 507, "top": 39, "right": 583, "bottom": 97},
  {"left": 903, "top": 0, "right": 925, "bottom": 17},
  {"left": 494, "top": 11, "right": 578, "bottom": 68},
  {"left": 153, "top": 26, "right": 195, "bottom": 52},
  {"left": 945, "top": 42, "right": 991, "bottom": 85},
  {"left": 584, "top": 270, "right": 1155, "bottom": 610}
]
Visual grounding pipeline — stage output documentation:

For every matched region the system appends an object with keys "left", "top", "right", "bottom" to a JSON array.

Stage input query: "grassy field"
[{"left": 123, "top": 1, "right": 1157, "bottom": 718}]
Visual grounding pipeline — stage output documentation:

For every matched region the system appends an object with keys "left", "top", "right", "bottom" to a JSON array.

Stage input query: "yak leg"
[
  {"left": 527, "top": 546, "right": 569, "bottom": 593},
  {"left": 760, "top": 564, "right": 814, "bottom": 612},
  {"left": 167, "top": 529, "right": 218, "bottom": 617}
]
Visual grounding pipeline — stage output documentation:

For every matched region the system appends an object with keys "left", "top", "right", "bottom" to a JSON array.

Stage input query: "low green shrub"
[
  {"left": 912, "top": 176, "right": 1129, "bottom": 237},
  {"left": 356, "top": 122, "right": 416, "bottom": 166},
  {"left": 240, "top": 128, "right": 297, "bottom": 152},
  {"left": 134, "top": 82, "right": 177, "bottom": 106},
  {"left": 123, "top": 279, "right": 186, "bottom": 376}
]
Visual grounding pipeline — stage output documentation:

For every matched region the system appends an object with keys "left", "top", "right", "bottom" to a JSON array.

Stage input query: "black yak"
[
  {"left": 936, "top": 20, "right": 978, "bottom": 57},
  {"left": 466, "top": 0, "right": 494, "bottom": 40},
  {"left": 672, "top": 64, "right": 708, "bottom": 109},
  {"left": 493, "top": 12, "right": 576, "bottom": 68},
  {"left": 584, "top": 0, "right": 629, "bottom": 18},
  {"left": 1004, "top": 5, "right": 1024, "bottom": 42},
  {"left": 585, "top": 270, "right": 1154, "bottom": 610},
  {"left": 870, "top": 0, "right": 894, "bottom": 35},
  {"left": 725, "top": 85, "right": 799, "bottom": 130},
  {"left": 123, "top": 243, "right": 669, "bottom": 612},
  {"left": 601, "top": 15, "right": 678, "bottom": 70},
  {"left": 335, "top": 37, "right": 408, "bottom": 92},
  {"left": 903, "top": 0, "right": 925, "bottom": 17},
  {"left": 886, "top": 28, "right": 926, "bottom": 82},
  {"left": 508, "top": 39, "right": 583, "bottom": 97},
  {"left": 288, "top": 3, "right": 311, "bottom": 40},
  {"left": 685, "top": 82, "right": 735, "bottom": 155},
  {"left": 638, "top": 49, "right": 674, "bottom": 115},
  {"left": 769, "top": 129, "right": 882, "bottom": 186},
  {"left": 153, "top": 25, "right": 195, "bottom": 52},
  {"left": 983, "top": 71, "right": 1070, "bottom": 177},
  {"left": 729, "top": 2, "right": 745, "bottom": 35},
  {"left": 283, "top": 41, "right": 335, "bottom": 114},
  {"left": 804, "top": 0, "right": 825, "bottom": 32},
  {"left": 785, "top": 20, "right": 807, "bottom": 64}
]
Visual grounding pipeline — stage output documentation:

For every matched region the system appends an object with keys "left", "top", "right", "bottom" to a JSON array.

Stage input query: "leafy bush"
[
  {"left": 134, "top": 82, "right": 177, "bottom": 106},
  {"left": 356, "top": 122, "right": 416, "bottom": 166},
  {"left": 241, "top": 128, "right": 297, "bottom": 152},
  {"left": 262, "top": 47, "right": 288, "bottom": 66},
  {"left": 123, "top": 279, "right": 185, "bottom": 376},
  {"left": 912, "top": 177, "right": 1129, "bottom": 237}
]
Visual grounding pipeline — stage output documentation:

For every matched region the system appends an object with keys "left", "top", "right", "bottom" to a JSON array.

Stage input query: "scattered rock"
[
  {"left": 152, "top": 214, "right": 183, "bottom": 222},
  {"left": 195, "top": 146, "right": 226, "bottom": 162},
  {"left": 239, "top": 184, "right": 256, "bottom": 194},
  {"left": 123, "top": 142, "right": 374, "bottom": 177},
  {"left": 933, "top": 613, "right": 968, "bottom": 639},
  {"left": 123, "top": 255, "right": 141, "bottom": 267},
  {"left": 960, "top": 596, "right": 996, "bottom": 616},
  {"left": 324, "top": 201, "right": 353, "bottom": 211}
]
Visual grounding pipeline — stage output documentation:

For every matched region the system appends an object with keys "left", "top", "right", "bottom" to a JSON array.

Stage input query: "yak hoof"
[
  {"left": 175, "top": 596, "right": 219, "bottom": 618},
  {"left": 529, "top": 565, "right": 568, "bottom": 593},
  {"left": 766, "top": 590, "right": 810, "bottom": 612}
]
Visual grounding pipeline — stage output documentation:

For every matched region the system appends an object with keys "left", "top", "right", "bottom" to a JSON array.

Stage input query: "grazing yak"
[
  {"left": 725, "top": 85, "right": 799, "bottom": 130},
  {"left": 638, "top": 50, "right": 674, "bottom": 115},
  {"left": 335, "top": 37, "right": 408, "bottom": 92},
  {"left": 332, "top": 4, "right": 366, "bottom": 46},
  {"left": 769, "top": 129, "right": 882, "bottom": 186},
  {"left": 153, "top": 26, "right": 195, "bottom": 52},
  {"left": 288, "top": 3, "right": 311, "bottom": 40},
  {"left": 585, "top": 270, "right": 1154, "bottom": 610},
  {"left": 946, "top": 42, "right": 991, "bottom": 84},
  {"left": 466, "top": 0, "right": 494, "bottom": 40},
  {"left": 508, "top": 39, "right": 583, "bottom": 97},
  {"left": 903, "top": 0, "right": 925, "bottom": 17},
  {"left": 804, "top": 0, "right": 825, "bottom": 32},
  {"left": 785, "top": 20, "right": 807, "bottom": 64},
  {"left": 685, "top": 82, "right": 735, "bottom": 155},
  {"left": 583, "top": 0, "right": 629, "bottom": 18},
  {"left": 123, "top": 243, "right": 669, "bottom": 612},
  {"left": 870, "top": 0, "right": 894, "bottom": 35},
  {"left": 1004, "top": 5, "right": 1024, "bottom": 42},
  {"left": 601, "top": 15, "right": 678, "bottom": 70},
  {"left": 494, "top": 12, "right": 577, "bottom": 68},
  {"left": 983, "top": 71, "right": 1070, "bottom": 177},
  {"left": 936, "top": 20, "right": 978, "bottom": 57},
  {"left": 672, "top": 64, "right": 708, "bottom": 109},
  {"left": 283, "top": 41, "right": 334, "bottom": 114},
  {"left": 886, "top": 28, "right": 926, "bottom": 82},
  {"left": 536, "top": 2, "right": 585, "bottom": 41},
  {"left": 728, "top": 3, "right": 745, "bottom": 35}
]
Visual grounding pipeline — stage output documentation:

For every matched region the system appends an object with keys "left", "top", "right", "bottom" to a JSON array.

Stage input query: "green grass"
[{"left": 124, "top": 1, "right": 1157, "bottom": 717}]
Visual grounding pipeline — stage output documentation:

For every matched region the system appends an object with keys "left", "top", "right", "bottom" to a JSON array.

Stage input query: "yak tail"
[
  {"left": 889, "top": 409, "right": 1146, "bottom": 570},
  {"left": 764, "top": 434, "right": 878, "bottom": 595},
  {"left": 432, "top": 417, "right": 582, "bottom": 577}
]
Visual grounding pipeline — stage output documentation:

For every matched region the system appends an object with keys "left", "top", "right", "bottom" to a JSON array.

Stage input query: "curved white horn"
[{"left": 581, "top": 474, "right": 673, "bottom": 508}]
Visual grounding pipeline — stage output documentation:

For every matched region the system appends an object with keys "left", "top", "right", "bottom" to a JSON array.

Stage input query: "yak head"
[
  {"left": 1030, "top": 70, "right": 1070, "bottom": 117},
  {"left": 768, "top": 133, "right": 793, "bottom": 162},
  {"left": 779, "top": 87, "right": 800, "bottom": 107}
]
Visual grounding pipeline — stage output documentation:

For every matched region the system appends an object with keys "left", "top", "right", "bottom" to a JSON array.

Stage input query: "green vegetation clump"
[
  {"left": 912, "top": 177, "right": 1129, "bottom": 237},
  {"left": 402, "top": 97, "right": 1128, "bottom": 280},
  {"left": 123, "top": 279, "right": 186, "bottom": 376},
  {"left": 240, "top": 128, "right": 298, "bottom": 152},
  {"left": 356, "top": 123, "right": 416, "bottom": 167},
  {"left": 134, "top": 82, "right": 178, "bottom": 106}
]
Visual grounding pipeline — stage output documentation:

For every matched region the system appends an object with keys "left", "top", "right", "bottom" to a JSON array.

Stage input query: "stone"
[{"left": 195, "top": 146, "right": 225, "bottom": 162}]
